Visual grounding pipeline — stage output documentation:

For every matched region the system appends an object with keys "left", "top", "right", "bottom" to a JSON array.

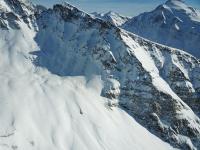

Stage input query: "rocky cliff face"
[
  {"left": 0, "top": 1, "right": 200, "bottom": 150},
  {"left": 0, "top": 0, "right": 37, "bottom": 29},
  {"left": 122, "top": 0, "right": 200, "bottom": 58},
  {"left": 34, "top": 3, "right": 200, "bottom": 149}
]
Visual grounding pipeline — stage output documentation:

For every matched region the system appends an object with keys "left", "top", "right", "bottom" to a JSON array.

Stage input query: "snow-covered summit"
[
  {"left": 123, "top": 0, "right": 200, "bottom": 58},
  {"left": 164, "top": 0, "right": 200, "bottom": 21},
  {"left": 91, "top": 11, "right": 129, "bottom": 26}
]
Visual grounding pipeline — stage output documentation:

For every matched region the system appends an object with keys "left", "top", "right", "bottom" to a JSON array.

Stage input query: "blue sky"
[{"left": 32, "top": 0, "right": 200, "bottom": 16}]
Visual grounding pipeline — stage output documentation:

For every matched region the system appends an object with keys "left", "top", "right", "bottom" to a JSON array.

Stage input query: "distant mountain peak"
[
  {"left": 91, "top": 11, "right": 129, "bottom": 26},
  {"left": 166, "top": 0, "right": 184, "bottom": 3},
  {"left": 164, "top": 0, "right": 188, "bottom": 8},
  {"left": 165, "top": 0, "right": 185, "bottom": 3},
  {"left": 122, "top": 0, "right": 200, "bottom": 58},
  {"left": 105, "top": 11, "right": 119, "bottom": 16}
]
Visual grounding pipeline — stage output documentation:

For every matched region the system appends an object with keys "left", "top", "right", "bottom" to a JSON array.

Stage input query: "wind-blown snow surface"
[
  {"left": 122, "top": 0, "right": 200, "bottom": 58},
  {"left": 0, "top": 1, "right": 200, "bottom": 150}
]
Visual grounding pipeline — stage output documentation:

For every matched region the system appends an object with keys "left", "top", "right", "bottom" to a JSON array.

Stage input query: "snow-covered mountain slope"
[
  {"left": 91, "top": 11, "right": 129, "bottom": 26},
  {"left": 0, "top": 2, "right": 176, "bottom": 150},
  {"left": 0, "top": 0, "right": 200, "bottom": 150},
  {"left": 122, "top": 0, "right": 200, "bottom": 58}
]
